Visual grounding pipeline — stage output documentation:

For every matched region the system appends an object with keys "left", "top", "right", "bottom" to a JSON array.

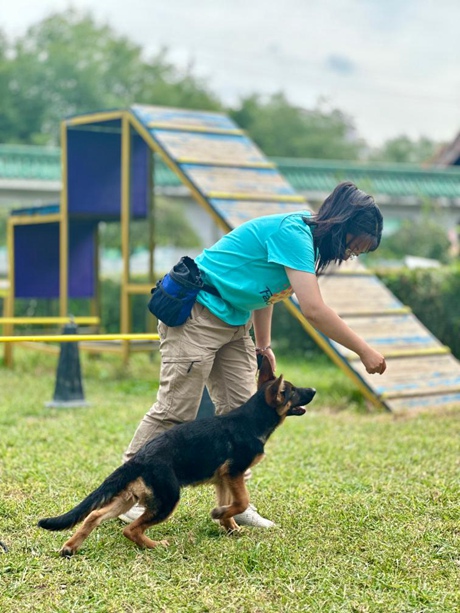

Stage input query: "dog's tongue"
[{"left": 289, "top": 406, "right": 306, "bottom": 416}]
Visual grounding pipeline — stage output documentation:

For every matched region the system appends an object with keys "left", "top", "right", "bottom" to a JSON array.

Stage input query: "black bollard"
[{"left": 46, "top": 321, "right": 88, "bottom": 408}]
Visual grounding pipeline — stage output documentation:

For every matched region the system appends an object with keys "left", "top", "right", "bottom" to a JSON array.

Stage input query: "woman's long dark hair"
[{"left": 304, "top": 181, "right": 383, "bottom": 274}]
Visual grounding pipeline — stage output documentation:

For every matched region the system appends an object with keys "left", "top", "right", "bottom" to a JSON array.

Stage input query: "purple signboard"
[
  {"left": 14, "top": 221, "right": 97, "bottom": 299},
  {"left": 67, "top": 127, "right": 149, "bottom": 220}
]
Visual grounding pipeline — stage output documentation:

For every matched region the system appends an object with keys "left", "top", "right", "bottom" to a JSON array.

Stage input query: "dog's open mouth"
[{"left": 287, "top": 405, "right": 307, "bottom": 416}]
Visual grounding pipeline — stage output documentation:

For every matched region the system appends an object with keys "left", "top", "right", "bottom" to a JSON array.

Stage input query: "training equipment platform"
[{"left": 8, "top": 104, "right": 460, "bottom": 411}]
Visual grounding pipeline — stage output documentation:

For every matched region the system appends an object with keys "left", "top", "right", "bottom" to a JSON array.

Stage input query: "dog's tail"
[{"left": 38, "top": 461, "right": 140, "bottom": 531}]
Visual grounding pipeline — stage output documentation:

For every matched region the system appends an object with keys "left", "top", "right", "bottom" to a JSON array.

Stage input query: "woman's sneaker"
[
  {"left": 233, "top": 504, "right": 275, "bottom": 528},
  {"left": 120, "top": 502, "right": 274, "bottom": 528},
  {"left": 118, "top": 503, "right": 145, "bottom": 524}
]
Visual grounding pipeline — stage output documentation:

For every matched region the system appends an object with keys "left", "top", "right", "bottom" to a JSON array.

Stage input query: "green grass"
[{"left": 1, "top": 348, "right": 460, "bottom": 612}]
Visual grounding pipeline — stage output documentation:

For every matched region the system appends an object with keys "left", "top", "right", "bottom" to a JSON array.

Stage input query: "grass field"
[{"left": 1, "top": 348, "right": 459, "bottom": 612}]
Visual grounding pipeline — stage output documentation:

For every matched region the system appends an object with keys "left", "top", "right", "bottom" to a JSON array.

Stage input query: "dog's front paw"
[
  {"left": 222, "top": 518, "right": 241, "bottom": 534},
  {"left": 211, "top": 505, "right": 228, "bottom": 520}
]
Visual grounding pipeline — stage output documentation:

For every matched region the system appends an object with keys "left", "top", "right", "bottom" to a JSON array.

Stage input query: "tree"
[
  {"left": 229, "top": 93, "right": 364, "bottom": 160},
  {"left": 369, "top": 135, "right": 442, "bottom": 164},
  {"left": 0, "top": 9, "right": 222, "bottom": 144},
  {"left": 0, "top": 8, "right": 445, "bottom": 165},
  {"left": 375, "top": 218, "right": 452, "bottom": 264},
  {"left": 98, "top": 196, "right": 202, "bottom": 252}
]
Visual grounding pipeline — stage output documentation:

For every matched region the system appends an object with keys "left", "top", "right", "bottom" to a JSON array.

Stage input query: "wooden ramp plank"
[
  {"left": 331, "top": 314, "right": 445, "bottom": 358},
  {"left": 386, "top": 392, "right": 460, "bottom": 413},
  {"left": 209, "top": 199, "right": 308, "bottom": 227},
  {"left": 319, "top": 274, "right": 405, "bottom": 315},
  {"left": 152, "top": 132, "right": 270, "bottom": 167},
  {"left": 180, "top": 164, "right": 301, "bottom": 200},
  {"left": 352, "top": 354, "right": 460, "bottom": 399},
  {"left": 132, "top": 104, "right": 239, "bottom": 132}
]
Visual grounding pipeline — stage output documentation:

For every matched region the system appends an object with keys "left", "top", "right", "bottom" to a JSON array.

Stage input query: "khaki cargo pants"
[{"left": 124, "top": 303, "right": 257, "bottom": 461}]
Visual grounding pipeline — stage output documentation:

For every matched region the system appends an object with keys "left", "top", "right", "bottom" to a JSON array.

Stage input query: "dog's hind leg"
[
  {"left": 123, "top": 472, "right": 180, "bottom": 549},
  {"left": 213, "top": 479, "right": 239, "bottom": 532},
  {"left": 59, "top": 493, "right": 135, "bottom": 557},
  {"left": 211, "top": 474, "right": 249, "bottom": 532}
]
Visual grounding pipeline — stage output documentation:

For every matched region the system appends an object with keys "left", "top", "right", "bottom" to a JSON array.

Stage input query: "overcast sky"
[{"left": 2, "top": 0, "right": 459, "bottom": 146}]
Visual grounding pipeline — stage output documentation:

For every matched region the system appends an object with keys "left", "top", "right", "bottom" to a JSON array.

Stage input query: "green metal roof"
[
  {"left": 2, "top": 143, "right": 460, "bottom": 199},
  {"left": 271, "top": 157, "right": 460, "bottom": 199},
  {"left": 0, "top": 144, "right": 61, "bottom": 181}
]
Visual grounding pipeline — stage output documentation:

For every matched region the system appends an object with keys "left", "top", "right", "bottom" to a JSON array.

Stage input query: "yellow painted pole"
[
  {"left": 175, "top": 158, "right": 275, "bottom": 169},
  {"left": 4, "top": 219, "right": 14, "bottom": 366},
  {"left": 0, "top": 317, "right": 100, "bottom": 325},
  {"left": 8, "top": 214, "right": 62, "bottom": 226},
  {"left": 67, "top": 111, "right": 123, "bottom": 126},
  {"left": 91, "top": 224, "right": 100, "bottom": 323},
  {"left": 146, "top": 122, "right": 244, "bottom": 135},
  {"left": 147, "top": 151, "right": 156, "bottom": 334},
  {"left": 121, "top": 113, "right": 131, "bottom": 365},
  {"left": 60, "top": 121, "right": 69, "bottom": 317},
  {"left": 0, "top": 334, "right": 160, "bottom": 343},
  {"left": 206, "top": 192, "right": 306, "bottom": 203},
  {"left": 148, "top": 148, "right": 155, "bottom": 285}
]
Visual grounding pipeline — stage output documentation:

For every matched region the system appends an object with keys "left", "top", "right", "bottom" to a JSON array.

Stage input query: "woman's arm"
[
  {"left": 286, "top": 267, "right": 386, "bottom": 374},
  {"left": 252, "top": 305, "right": 276, "bottom": 371}
]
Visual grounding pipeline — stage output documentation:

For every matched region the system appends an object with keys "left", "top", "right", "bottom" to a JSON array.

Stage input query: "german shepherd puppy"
[{"left": 38, "top": 357, "right": 316, "bottom": 556}]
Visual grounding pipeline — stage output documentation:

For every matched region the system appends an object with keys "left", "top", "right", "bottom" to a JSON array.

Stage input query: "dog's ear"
[
  {"left": 257, "top": 355, "right": 275, "bottom": 388},
  {"left": 264, "top": 375, "right": 285, "bottom": 408}
]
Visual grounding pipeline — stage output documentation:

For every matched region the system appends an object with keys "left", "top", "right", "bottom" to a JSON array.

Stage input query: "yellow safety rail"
[{"left": 0, "top": 333, "right": 159, "bottom": 343}]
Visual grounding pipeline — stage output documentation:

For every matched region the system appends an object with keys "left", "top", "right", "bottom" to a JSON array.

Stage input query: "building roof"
[
  {"left": 432, "top": 131, "right": 460, "bottom": 167},
  {"left": 2, "top": 143, "right": 460, "bottom": 199}
]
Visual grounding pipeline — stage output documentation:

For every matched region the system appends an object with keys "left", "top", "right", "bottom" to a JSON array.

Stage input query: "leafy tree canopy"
[
  {"left": 230, "top": 93, "right": 365, "bottom": 160},
  {"left": 368, "top": 135, "right": 442, "bottom": 164},
  {"left": 99, "top": 197, "right": 202, "bottom": 252},
  {"left": 0, "top": 8, "right": 444, "bottom": 163},
  {"left": 0, "top": 9, "right": 221, "bottom": 144},
  {"left": 370, "top": 216, "right": 452, "bottom": 264}
]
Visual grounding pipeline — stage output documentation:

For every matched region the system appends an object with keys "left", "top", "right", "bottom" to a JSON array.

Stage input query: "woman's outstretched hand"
[{"left": 359, "top": 346, "right": 386, "bottom": 374}]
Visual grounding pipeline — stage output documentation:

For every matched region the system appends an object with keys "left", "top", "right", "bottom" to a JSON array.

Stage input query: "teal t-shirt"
[{"left": 195, "top": 211, "right": 316, "bottom": 325}]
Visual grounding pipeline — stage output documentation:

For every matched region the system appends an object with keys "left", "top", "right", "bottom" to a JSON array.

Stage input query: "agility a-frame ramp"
[
  {"left": 10, "top": 104, "right": 460, "bottom": 412},
  {"left": 123, "top": 105, "right": 460, "bottom": 414}
]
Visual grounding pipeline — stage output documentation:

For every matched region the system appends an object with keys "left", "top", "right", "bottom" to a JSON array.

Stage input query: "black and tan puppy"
[{"left": 38, "top": 357, "right": 316, "bottom": 556}]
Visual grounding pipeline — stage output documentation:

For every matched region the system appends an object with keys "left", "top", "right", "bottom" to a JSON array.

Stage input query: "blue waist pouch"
[{"left": 148, "top": 256, "right": 220, "bottom": 327}]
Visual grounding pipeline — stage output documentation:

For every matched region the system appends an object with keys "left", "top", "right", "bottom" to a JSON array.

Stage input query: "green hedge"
[{"left": 376, "top": 264, "right": 460, "bottom": 359}]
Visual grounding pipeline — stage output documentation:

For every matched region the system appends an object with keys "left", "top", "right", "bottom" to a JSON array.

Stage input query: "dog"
[{"left": 38, "top": 356, "right": 316, "bottom": 556}]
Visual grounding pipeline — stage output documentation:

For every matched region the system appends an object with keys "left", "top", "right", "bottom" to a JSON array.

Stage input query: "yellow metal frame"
[
  {"left": 0, "top": 317, "right": 99, "bottom": 325},
  {"left": 176, "top": 159, "right": 276, "bottom": 169},
  {"left": 147, "top": 122, "right": 244, "bottom": 135},
  {"left": 207, "top": 192, "right": 306, "bottom": 203},
  {"left": 4, "top": 107, "right": 307, "bottom": 369},
  {"left": 0, "top": 333, "right": 159, "bottom": 343},
  {"left": 5, "top": 217, "right": 15, "bottom": 366},
  {"left": 60, "top": 120, "right": 68, "bottom": 317},
  {"left": 62, "top": 110, "right": 158, "bottom": 365}
]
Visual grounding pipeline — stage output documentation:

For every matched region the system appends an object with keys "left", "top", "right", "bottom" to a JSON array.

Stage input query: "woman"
[{"left": 120, "top": 181, "right": 386, "bottom": 527}]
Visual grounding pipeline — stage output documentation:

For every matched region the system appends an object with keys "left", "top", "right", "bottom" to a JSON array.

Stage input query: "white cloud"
[{"left": 1, "top": 0, "right": 459, "bottom": 145}]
